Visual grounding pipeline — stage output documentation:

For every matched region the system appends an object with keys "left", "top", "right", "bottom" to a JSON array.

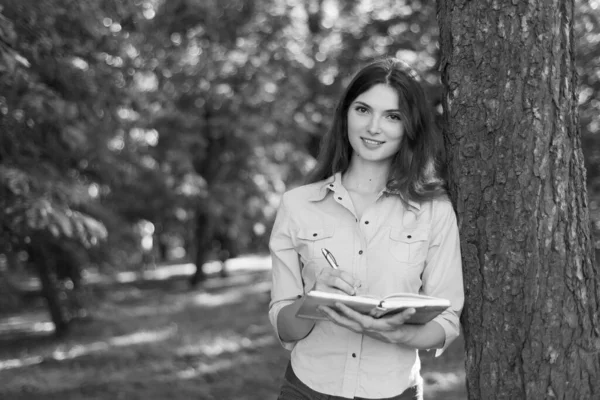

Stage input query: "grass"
[{"left": 0, "top": 258, "right": 467, "bottom": 400}]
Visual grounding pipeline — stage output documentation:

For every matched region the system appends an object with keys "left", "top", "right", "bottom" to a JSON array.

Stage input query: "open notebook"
[{"left": 296, "top": 290, "right": 451, "bottom": 325}]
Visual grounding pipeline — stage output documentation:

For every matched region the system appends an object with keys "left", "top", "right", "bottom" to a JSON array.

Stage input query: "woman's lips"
[{"left": 361, "top": 137, "right": 385, "bottom": 146}]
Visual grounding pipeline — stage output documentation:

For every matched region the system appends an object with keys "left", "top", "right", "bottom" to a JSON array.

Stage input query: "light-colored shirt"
[{"left": 268, "top": 172, "right": 464, "bottom": 399}]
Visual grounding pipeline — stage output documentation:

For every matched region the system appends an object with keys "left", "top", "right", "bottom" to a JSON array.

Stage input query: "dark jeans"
[{"left": 277, "top": 363, "right": 423, "bottom": 400}]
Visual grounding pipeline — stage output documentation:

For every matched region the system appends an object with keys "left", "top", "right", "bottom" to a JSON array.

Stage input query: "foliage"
[{"left": 0, "top": 0, "right": 131, "bottom": 258}]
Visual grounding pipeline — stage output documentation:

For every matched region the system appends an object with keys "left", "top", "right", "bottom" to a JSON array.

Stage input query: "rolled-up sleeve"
[
  {"left": 268, "top": 194, "right": 304, "bottom": 350},
  {"left": 421, "top": 199, "right": 464, "bottom": 357}
]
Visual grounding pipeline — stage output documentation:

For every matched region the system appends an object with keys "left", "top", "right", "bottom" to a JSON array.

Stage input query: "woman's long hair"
[{"left": 306, "top": 57, "right": 447, "bottom": 203}]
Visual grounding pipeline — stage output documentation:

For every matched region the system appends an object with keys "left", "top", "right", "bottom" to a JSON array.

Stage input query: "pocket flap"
[
  {"left": 390, "top": 228, "right": 428, "bottom": 243},
  {"left": 297, "top": 226, "right": 335, "bottom": 241}
]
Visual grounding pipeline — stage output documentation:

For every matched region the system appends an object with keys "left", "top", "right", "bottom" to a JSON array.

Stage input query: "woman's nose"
[{"left": 367, "top": 117, "right": 381, "bottom": 135}]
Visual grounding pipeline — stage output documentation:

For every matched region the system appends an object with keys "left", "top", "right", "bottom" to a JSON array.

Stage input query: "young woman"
[{"left": 269, "top": 57, "right": 464, "bottom": 400}]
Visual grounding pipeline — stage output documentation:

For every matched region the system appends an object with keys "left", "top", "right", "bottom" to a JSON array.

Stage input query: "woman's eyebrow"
[{"left": 353, "top": 100, "right": 400, "bottom": 113}]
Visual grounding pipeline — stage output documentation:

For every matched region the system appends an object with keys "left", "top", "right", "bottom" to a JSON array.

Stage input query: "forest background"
[{"left": 0, "top": 0, "right": 599, "bottom": 399}]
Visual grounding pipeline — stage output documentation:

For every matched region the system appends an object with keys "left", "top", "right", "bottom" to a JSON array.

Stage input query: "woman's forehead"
[{"left": 353, "top": 84, "right": 400, "bottom": 111}]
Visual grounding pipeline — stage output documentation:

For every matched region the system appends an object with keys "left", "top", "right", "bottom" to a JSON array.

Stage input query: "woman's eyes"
[{"left": 353, "top": 106, "right": 401, "bottom": 121}]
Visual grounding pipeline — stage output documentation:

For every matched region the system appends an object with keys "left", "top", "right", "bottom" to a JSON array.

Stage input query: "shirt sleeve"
[
  {"left": 268, "top": 193, "right": 304, "bottom": 350},
  {"left": 420, "top": 199, "right": 464, "bottom": 357}
]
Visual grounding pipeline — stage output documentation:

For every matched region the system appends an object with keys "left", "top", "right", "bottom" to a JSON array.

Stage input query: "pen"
[{"left": 321, "top": 248, "right": 339, "bottom": 270}]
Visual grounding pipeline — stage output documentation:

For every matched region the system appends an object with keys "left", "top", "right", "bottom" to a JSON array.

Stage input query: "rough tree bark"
[{"left": 437, "top": 1, "right": 600, "bottom": 399}]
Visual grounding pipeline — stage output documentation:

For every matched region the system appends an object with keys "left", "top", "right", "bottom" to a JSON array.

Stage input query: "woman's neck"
[{"left": 342, "top": 157, "right": 391, "bottom": 194}]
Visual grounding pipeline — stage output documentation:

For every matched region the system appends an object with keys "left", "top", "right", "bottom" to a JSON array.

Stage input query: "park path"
[{"left": 0, "top": 255, "right": 271, "bottom": 368}]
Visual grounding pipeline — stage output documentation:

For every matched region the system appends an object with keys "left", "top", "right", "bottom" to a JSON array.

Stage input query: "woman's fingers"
[
  {"left": 316, "top": 269, "right": 360, "bottom": 295},
  {"left": 318, "top": 305, "right": 362, "bottom": 333},
  {"left": 336, "top": 304, "right": 416, "bottom": 331},
  {"left": 330, "top": 273, "right": 356, "bottom": 295},
  {"left": 335, "top": 303, "right": 376, "bottom": 330},
  {"left": 318, "top": 303, "right": 417, "bottom": 345},
  {"left": 338, "top": 270, "right": 362, "bottom": 291},
  {"left": 382, "top": 308, "right": 416, "bottom": 326}
]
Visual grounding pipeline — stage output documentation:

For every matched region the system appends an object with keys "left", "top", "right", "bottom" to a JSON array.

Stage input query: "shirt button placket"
[
  {"left": 342, "top": 336, "right": 362, "bottom": 397},
  {"left": 358, "top": 213, "right": 371, "bottom": 294}
]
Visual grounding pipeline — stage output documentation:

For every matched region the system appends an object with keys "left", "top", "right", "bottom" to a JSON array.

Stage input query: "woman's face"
[{"left": 346, "top": 83, "right": 405, "bottom": 165}]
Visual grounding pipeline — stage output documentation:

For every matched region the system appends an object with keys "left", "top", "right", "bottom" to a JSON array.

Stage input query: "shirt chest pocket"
[
  {"left": 295, "top": 226, "right": 335, "bottom": 260},
  {"left": 389, "top": 228, "right": 429, "bottom": 264}
]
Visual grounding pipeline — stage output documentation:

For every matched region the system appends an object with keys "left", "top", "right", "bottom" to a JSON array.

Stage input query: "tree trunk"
[
  {"left": 36, "top": 249, "right": 70, "bottom": 337},
  {"left": 189, "top": 208, "right": 214, "bottom": 287},
  {"left": 158, "top": 236, "right": 168, "bottom": 262},
  {"left": 437, "top": 1, "right": 600, "bottom": 399}
]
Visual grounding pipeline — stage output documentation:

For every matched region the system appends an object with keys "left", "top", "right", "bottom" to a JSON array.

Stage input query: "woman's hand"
[
  {"left": 318, "top": 303, "right": 417, "bottom": 344},
  {"left": 314, "top": 268, "right": 361, "bottom": 296}
]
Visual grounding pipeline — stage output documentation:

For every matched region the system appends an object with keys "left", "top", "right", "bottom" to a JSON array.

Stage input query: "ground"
[{"left": 0, "top": 256, "right": 467, "bottom": 400}]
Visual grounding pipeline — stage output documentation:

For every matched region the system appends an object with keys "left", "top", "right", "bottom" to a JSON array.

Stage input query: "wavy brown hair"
[{"left": 306, "top": 57, "right": 447, "bottom": 203}]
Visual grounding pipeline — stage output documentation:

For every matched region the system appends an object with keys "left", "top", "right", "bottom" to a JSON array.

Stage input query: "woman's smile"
[{"left": 361, "top": 137, "right": 386, "bottom": 147}]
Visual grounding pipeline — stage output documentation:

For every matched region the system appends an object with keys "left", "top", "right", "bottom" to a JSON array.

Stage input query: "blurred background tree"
[{"left": 0, "top": 0, "right": 598, "bottom": 335}]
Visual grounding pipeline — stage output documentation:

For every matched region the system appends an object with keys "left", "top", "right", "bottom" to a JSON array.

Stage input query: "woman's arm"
[
  {"left": 277, "top": 297, "right": 317, "bottom": 342},
  {"left": 277, "top": 268, "right": 360, "bottom": 342},
  {"left": 268, "top": 194, "right": 306, "bottom": 349},
  {"left": 269, "top": 193, "right": 359, "bottom": 348},
  {"left": 418, "top": 199, "right": 464, "bottom": 354},
  {"left": 390, "top": 319, "right": 446, "bottom": 349}
]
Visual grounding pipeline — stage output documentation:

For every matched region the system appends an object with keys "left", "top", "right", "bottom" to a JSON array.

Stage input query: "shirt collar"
[
  {"left": 383, "top": 187, "right": 421, "bottom": 211},
  {"left": 307, "top": 173, "right": 340, "bottom": 202},
  {"left": 308, "top": 172, "right": 421, "bottom": 211}
]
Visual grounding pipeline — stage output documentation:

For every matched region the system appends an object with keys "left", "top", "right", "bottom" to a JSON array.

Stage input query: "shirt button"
[
  {"left": 338, "top": 197, "right": 342, "bottom": 200},
  {"left": 407, "top": 235, "right": 412, "bottom": 239},
  {"left": 313, "top": 233, "right": 318, "bottom": 237},
  {"left": 352, "top": 353, "right": 356, "bottom": 358},
  {"left": 365, "top": 221, "right": 369, "bottom": 224},
  {"left": 358, "top": 250, "right": 363, "bottom": 255}
]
